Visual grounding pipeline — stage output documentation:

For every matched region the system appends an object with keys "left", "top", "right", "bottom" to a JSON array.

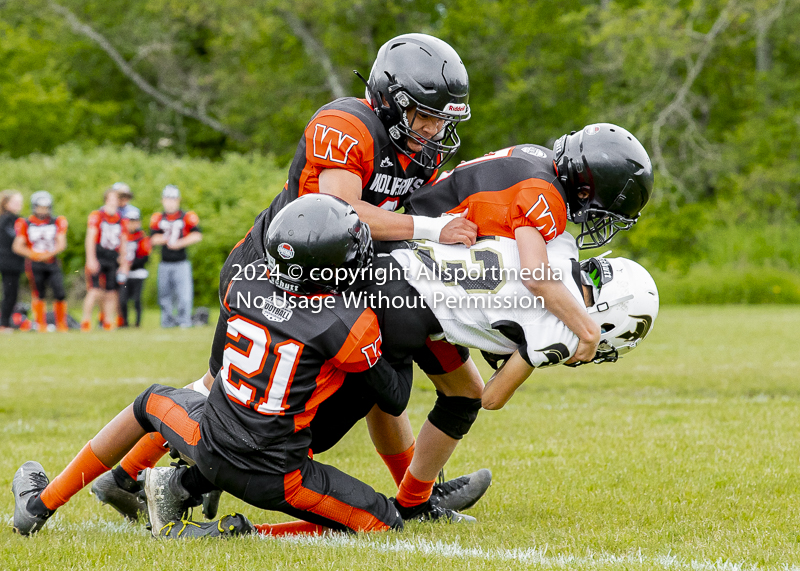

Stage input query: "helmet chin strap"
[{"left": 587, "top": 293, "right": 634, "bottom": 314}]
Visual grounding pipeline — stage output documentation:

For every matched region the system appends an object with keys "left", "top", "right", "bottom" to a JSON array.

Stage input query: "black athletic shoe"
[
  {"left": 157, "top": 513, "right": 255, "bottom": 539},
  {"left": 392, "top": 498, "right": 476, "bottom": 524},
  {"left": 91, "top": 470, "right": 145, "bottom": 522},
  {"left": 431, "top": 468, "right": 492, "bottom": 511},
  {"left": 12, "top": 461, "right": 53, "bottom": 536}
]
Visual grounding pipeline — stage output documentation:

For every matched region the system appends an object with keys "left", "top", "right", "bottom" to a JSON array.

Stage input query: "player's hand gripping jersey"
[
  {"left": 203, "top": 242, "right": 411, "bottom": 474},
  {"left": 391, "top": 233, "right": 583, "bottom": 367},
  {"left": 405, "top": 145, "right": 568, "bottom": 243},
  {"left": 15, "top": 215, "right": 68, "bottom": 264}
]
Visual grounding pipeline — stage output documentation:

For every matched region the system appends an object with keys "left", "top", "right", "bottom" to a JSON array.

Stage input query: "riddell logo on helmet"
[
  {"left": 277, "top": 243, "right": 294, "bottom": 260},
  {"left": 584, "top": 125, "right": 601, "bottom": 136},
  {"left": 444, "top": 103, "right": 468, "bottom": 115}
]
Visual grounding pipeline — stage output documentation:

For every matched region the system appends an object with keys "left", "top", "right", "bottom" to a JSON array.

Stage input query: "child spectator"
[{"left": 118, "top": 206, "right": 151, "bottom": 328}]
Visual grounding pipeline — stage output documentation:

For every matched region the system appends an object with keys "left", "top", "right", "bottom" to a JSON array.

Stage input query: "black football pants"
[{"left": 132, "top": 384, "right": 402, "bottom": 532}]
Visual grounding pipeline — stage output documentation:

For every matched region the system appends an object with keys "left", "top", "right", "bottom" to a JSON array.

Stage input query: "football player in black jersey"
[
  {"left": 12, "top": 195, "right": 474, "bottom": 538},
  {"left": 91, "top": 32, "right": 487, "bottom": 522}
]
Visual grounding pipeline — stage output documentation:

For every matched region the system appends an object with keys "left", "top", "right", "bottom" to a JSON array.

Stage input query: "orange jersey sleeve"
[
  {"left": 87, "top": 211, "right": 100, "bottom": 231},
  {"left": 14, "top": 218, "right": 29, "bottom": 243},
  {"left": 149, "top": 212, "right": 163, "bottom": 233},
  {"left": 509, "top": 183, "right": 567, "bottom": 242},
  {"left": 138, "top": 236, "right": 153, "bottom": 257},
  {"left": 303, "top": 111, "right": 375, "bottom": 183},
  {"left": 330, "top": 308, "right": 383, "bottom": 373},
  {"left": 184, "top": 211, "right": 200, "bottom": 232},
  {"left": 55, "top": 216, "right": 68, "bottom": 234}
]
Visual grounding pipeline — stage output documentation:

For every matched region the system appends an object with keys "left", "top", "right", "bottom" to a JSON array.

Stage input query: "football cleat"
[
  {"left": 91, "top": 470, "right": 145, "bottom": 522},
  {"left": 12, "top": 461, "right": 53, "bottom": 536},
  {"left": 139, "top": 466, "right": 201, "bottom": 537},
  {"left": 392, "top": 498, "right": 477, "bottom": 524},
  {"left": 157, "top": 513, "right": 255, "bottom": 539},
  {"left": 431, "top": 468, "right": 492, "bottom": 512},
  {"left": 202, "top": 490, "right": 222, "bottom": 520}
]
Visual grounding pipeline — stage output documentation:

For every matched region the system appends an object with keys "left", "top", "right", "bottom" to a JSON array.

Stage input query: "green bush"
[
  {"left": 654, "top": 264, "right": 800, "bottom": 305},
  {"left": 0, "top": 144, "right": 285, "bottom": 307}
]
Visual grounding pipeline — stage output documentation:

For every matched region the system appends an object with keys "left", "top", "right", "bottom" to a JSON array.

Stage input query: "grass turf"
[{"left": 2, "top": 306, "right": 800, "bottom": 570}]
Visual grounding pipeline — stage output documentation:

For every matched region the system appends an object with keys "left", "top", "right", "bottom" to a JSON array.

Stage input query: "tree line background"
[{"left": 1, "top": 0, "right": 798, "bottom": 307}]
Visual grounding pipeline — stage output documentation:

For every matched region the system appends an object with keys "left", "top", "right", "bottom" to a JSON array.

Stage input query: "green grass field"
[{"left": 2, "top": 306, "right": 800, "bottom": 570}]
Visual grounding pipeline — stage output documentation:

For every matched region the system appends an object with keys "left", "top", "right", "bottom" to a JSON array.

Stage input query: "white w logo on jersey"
[
  {"left": 312, "top": 124, "right": 359, "bottom": 164},
  {"left": 525, "top": 194, "right": 558, "bottom": 241}
]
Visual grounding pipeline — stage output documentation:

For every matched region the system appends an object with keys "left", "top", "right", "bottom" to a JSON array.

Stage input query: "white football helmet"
[{"left": 580, "top": 256, "right": 659, "bottom": 364}]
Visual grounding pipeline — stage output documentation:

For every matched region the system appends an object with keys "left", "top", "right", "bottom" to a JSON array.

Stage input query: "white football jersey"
[{"left": 390, "top": 233, "right": 583, "bottom": 368}]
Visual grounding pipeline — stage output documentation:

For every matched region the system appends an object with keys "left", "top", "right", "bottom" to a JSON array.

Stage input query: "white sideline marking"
[
  {"left": 5, "top": 512, "right": 797, "bottom": 570},
  {"left": 271, "top": 534, "right": 800, "bottom": 571}
]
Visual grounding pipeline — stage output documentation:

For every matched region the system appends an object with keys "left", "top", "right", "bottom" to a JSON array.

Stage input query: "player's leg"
[
  {"left": 92, "top": 376, "right": 211, "bottom": 520},
  {"left": 130, "top": 278, "right": 144, "bottom": 327},
  {"left": 158, "top": 262, "right": 175, "bottom": 328},
  {"left": 29, "top": 263, "right": 47, "bottom": 331},
  {"left": 81, "top": 268, "right": 102, "bottom": 331},
  {"left": 175, "top": 260, "right": 193, "bottom": 328},
  {"left": 0, "top": 270, "right": 21, "bottom": 328},
  {"left": 395, "top": 358, "right": 486, "bottom": 515},
  {"left": 51, "top": 264, "right": 68, "bottom": 332},
  {"left": 101, "top": 262, "right": 119, "bottom": 330},
  {"left": 118, "top": 279, "right": 129, "bottom": 327},
  {"left": 366, "top": 406, "right": 416, "bottom": 487},
  {"left": 208, "top": 455, "right": 403, "bottom": 535},
  {"left": 12, "top": 404, "right": 147, "bottom": 535},
  {"left": 129, "top": 384, "right": 221, "bottom": 534}
]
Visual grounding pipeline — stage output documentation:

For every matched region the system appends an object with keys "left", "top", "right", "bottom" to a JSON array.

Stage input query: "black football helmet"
[
  {"left": 265, "top": 194, "right": 373, "bottom": 295},
  {"left": 360, "top": 33, "right": 470, "bottom": 169},
  {"left": 553, "top": 123, "right": 653, "bottom": 250}
]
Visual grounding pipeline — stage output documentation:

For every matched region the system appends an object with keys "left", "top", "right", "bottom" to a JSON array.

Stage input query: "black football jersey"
[
  {"left": 202, "top": 237, "right": 410, "bottom": 473},
  {"left": 246, "top": 97, "right": 438, "bottom": 259}
]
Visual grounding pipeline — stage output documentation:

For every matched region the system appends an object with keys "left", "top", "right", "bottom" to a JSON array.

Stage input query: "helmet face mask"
[
  {"left": 554, "top": 124, "right": 654, "bottom": 250},
  {"left": 363, "top": 34, "right": 470, "bottom": 169},
  {"left": 575, "top": 256, "right": 659, "bottom": 365}
]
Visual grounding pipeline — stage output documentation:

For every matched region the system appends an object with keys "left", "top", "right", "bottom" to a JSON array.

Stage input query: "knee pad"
[{"left": 427, "top": 391, "right": 482, "bottom": 440}]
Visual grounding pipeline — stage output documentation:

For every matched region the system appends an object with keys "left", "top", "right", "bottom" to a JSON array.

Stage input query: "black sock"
[
  {"left": 27, "top": 495, "right": 53, "bottom": 518},
  {"left": 180, "top": 465, "right": 219, "bottom": 497},
  {"left": 111, "top": 465, "right": 141, "bottom": 492}
]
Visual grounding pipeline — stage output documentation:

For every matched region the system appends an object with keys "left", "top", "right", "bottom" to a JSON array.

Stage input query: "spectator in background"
[
  {"left": 112, "top": 182, "right": 134, "bottom": 219},
  {"left": 150, "top": 185, "right": 201, "bottom": 328},
  {"left": 13, "top": 192, "right": 69, "bottom": 332},
  {"left": 0, "top": 190, "right": 25, "bottom": 332},
  {"left": 100, "top": 182, "right": 134, "bottom": 327},
  {"left": 118, "top": 206, "right": 151, "bottom": 328},
  {"left": 82, "top": 188, "right": 129, "bottom": 331}
]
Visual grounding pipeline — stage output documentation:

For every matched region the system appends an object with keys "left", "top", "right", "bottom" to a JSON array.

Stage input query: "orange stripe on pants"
[
  {"left": 283, "top": 469, "right": 389, "bottom": 532},
  {"left": 145, "top": 393, "right": 202, "bottom": 446}
]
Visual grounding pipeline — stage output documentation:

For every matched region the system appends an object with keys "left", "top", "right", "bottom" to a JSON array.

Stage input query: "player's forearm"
[
  {"left": 85, "top": 232, "right": 98, "bottom": 262},
  {"left": 523, "top": 278, "right": 598, "bottom": 342},
  {"left": 350, "top": 200, "right": 414, "bottom": 241},
  {"left": 481, "top": 351, "right": 534, "bottom": 410}
]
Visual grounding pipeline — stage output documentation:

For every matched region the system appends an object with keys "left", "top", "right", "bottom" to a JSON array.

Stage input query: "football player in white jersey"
[{"left": 388, "top": 232, "right": 660, "bottom": 408}]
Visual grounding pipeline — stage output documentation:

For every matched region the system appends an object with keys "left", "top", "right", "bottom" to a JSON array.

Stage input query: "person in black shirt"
[{"left": 0, "top": 190, "right": 25, "bottom": 331}]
